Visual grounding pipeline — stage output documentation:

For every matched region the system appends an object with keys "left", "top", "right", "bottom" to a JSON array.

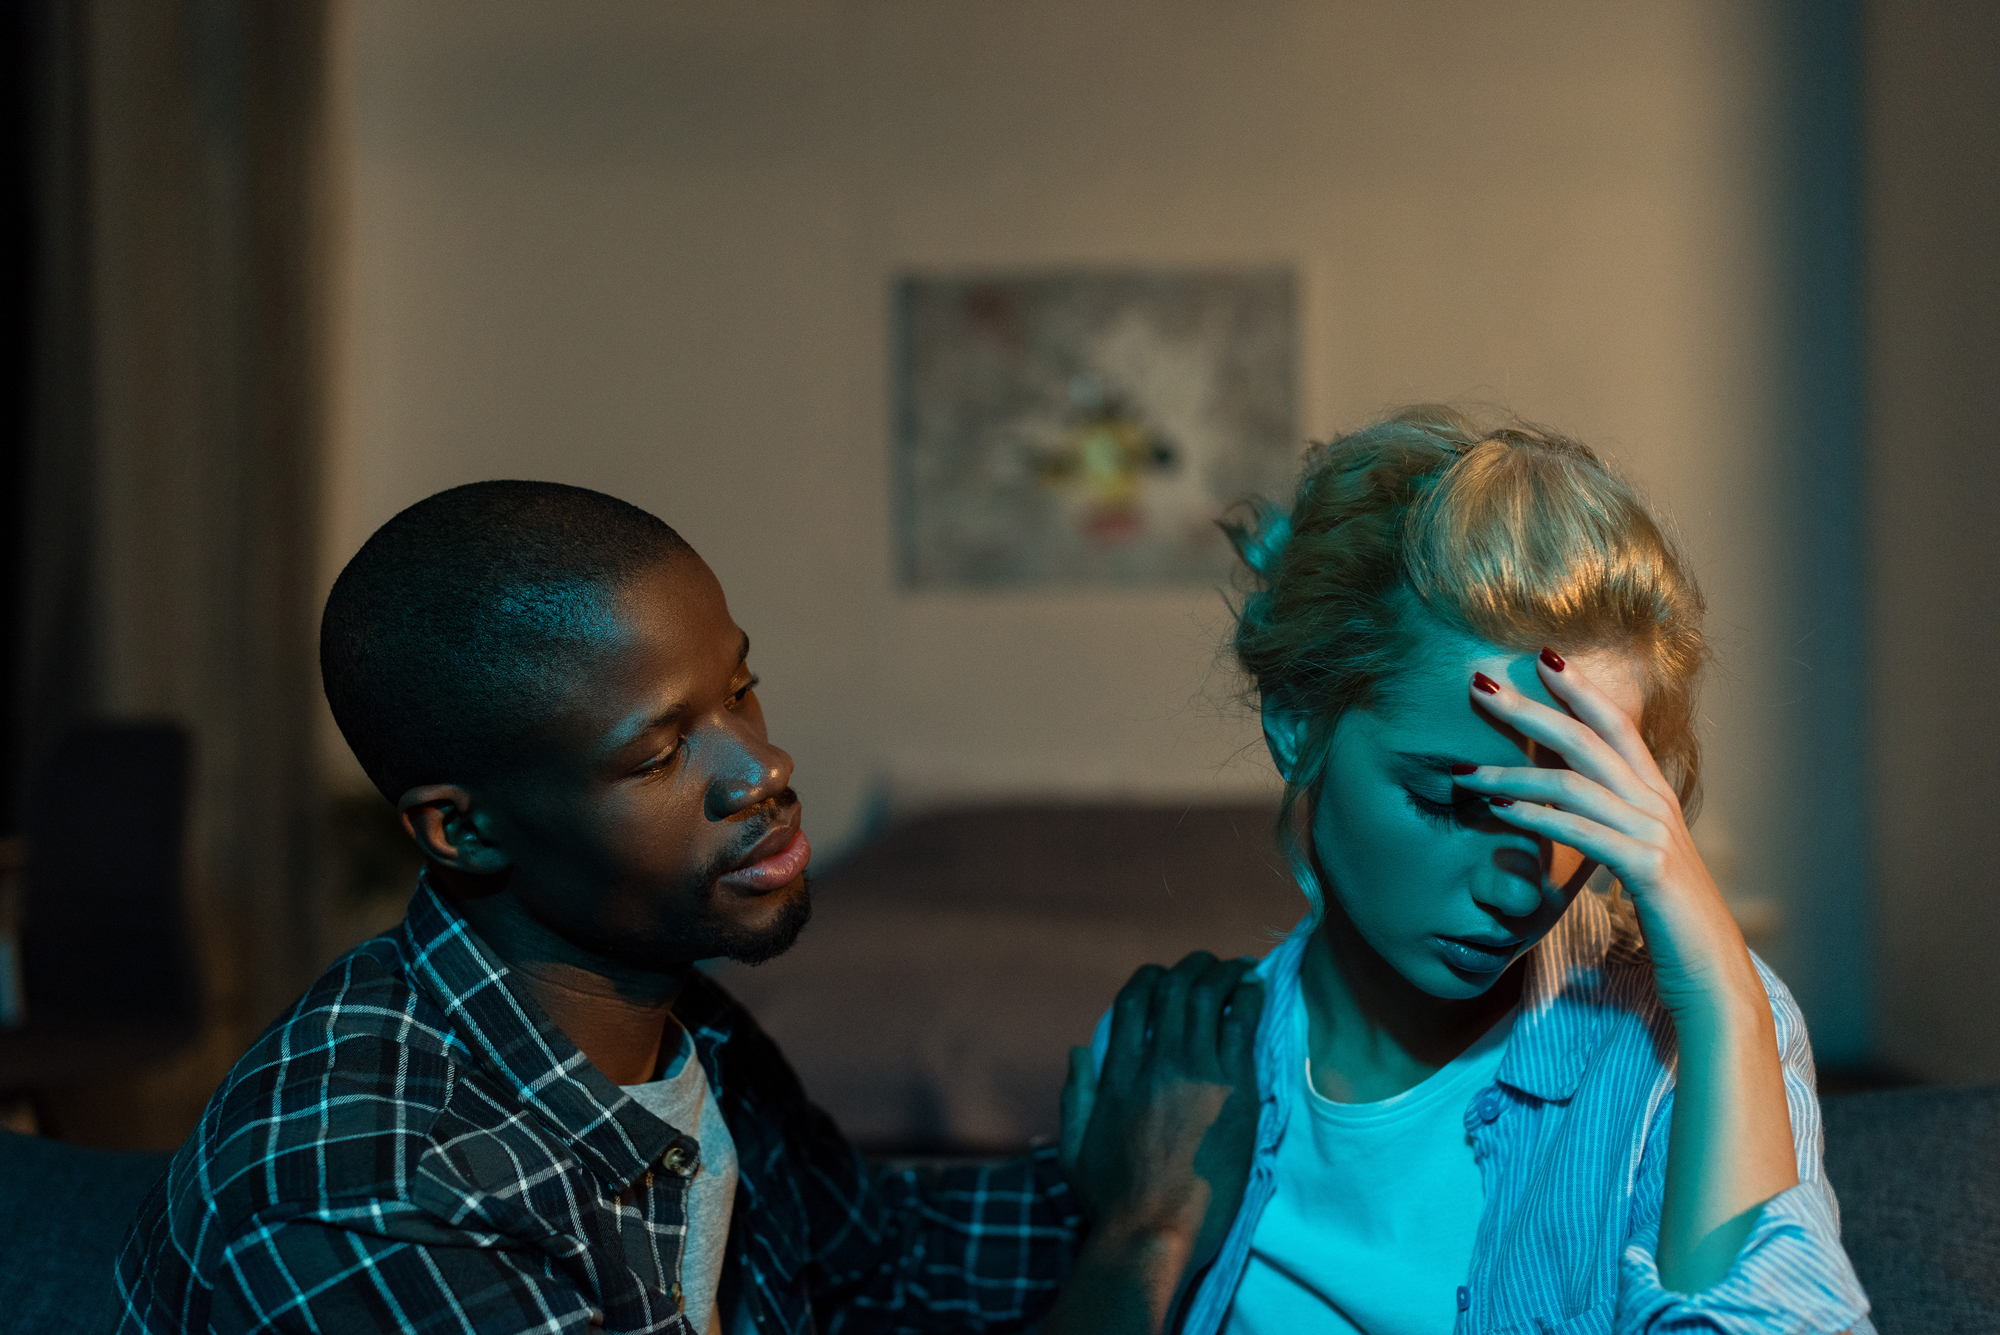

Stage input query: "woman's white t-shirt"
[{"left": 1222, "top": 1001, "right": 1516, "bottom": 1335}]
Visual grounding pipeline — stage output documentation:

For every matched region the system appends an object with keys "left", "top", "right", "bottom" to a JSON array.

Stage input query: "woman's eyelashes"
[
  {"left": 1404, "top": 787, "right": 1487, "bottom": 831},
  {"left": 730, "top": 674, "right": 760, "bottom": 707}
]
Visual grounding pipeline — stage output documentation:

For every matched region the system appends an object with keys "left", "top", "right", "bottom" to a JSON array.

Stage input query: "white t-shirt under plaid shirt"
[{"left": 622, "top": 1019, "right": 740, "bottom": 1334}]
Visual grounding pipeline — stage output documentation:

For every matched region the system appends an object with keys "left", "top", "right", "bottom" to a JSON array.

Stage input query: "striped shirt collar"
[
  {"left": 1495, "top": 887, "right": 1646, "bottom": 1102},
  {"left": 1266, "top": 887, "right": 1641, "bottom": 1104}
]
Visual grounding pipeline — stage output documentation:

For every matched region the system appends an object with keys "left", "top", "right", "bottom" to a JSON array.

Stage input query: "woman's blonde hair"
[{"left": 1224, "top": 405, "right": 1708, "bottom": 916}]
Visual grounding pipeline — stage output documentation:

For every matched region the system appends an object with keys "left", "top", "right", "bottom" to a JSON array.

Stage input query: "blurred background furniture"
[
  {"left": 0, "top": 1129, "right": 168, "bottom": 1333},
  {"left": 1822, "top": 1083, "right": 2000, "bottom": 1335},
  {"left": 712, "top": 801, "right": 1308, "bottom": 1152},
  {"left": 0, "top": 724, "right": 200, "bottom": 1136}
]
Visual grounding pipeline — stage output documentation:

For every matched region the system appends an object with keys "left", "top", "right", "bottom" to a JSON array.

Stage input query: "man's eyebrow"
[
  {"left": 623, "top": 634, "right": 749, "bottom": 745},
  {"left": 611, "top": 633, "right": 752, "bottom": 753}
]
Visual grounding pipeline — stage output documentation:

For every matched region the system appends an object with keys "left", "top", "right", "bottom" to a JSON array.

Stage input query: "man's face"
[{"left": 479, "top": 552, "right": 811, "bottom": 969}]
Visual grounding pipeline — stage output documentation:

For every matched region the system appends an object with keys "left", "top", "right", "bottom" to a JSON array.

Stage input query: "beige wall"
[
  {"left": 1866, "top": 2, "right": 2000, "bottom": 1084},
  {"left": 326, "top": 3, "right": 1871, "bottom": 1053}
]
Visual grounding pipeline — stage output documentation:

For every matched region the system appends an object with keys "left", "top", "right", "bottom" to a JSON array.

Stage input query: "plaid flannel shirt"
[{"left": 115, "top": 877, "right": 1083, "bottom": 1334}]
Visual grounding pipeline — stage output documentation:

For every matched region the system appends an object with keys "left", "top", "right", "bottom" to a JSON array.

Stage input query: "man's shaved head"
[{"left": 321, "top": 480, "right": 693, "bottom": 800}]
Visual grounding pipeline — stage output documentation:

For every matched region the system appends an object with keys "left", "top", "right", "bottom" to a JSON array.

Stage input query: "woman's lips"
[
  {"left": 718, "top": 828, "right": 810, "bottom": 894},
  {"left": 1435, "top": 934, "right": 1522, "bottom": 974}
]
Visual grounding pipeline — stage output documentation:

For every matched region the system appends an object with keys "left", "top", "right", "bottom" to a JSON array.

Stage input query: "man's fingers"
[
  {"left": 1148, "top": 951, "right": 1214, "bottom": 1058},
  {"left": 1218, "top": 974, "right": 1267, "bottom": 1079},
  {"left": 1185, "top": 957, "right": 1251, "bottom": 1073},
  {"left": 1059, "top": 1045, "right": 1096, "bottom": 1184},
  {"left": 1103, "top": 963, "right": 1162, "bottom": 1085}
]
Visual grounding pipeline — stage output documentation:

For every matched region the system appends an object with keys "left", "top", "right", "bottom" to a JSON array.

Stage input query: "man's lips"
[{"left": 718, "top": 825, "right": 810, "bottom": 894}]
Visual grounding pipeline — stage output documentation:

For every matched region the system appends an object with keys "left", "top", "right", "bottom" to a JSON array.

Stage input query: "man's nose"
[{"left": 705, "top": 728, "right": 794, "bottom": 820}]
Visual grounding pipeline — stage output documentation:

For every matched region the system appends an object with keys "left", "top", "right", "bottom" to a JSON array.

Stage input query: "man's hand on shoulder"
[{"left": 1043, "top": 952, "right": 1264, "bottom": 1335}]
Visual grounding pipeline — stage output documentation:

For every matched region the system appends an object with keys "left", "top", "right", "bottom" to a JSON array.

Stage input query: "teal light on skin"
[
  {"left": 1266, "top": 613, "right": 1799, "bottom": 1296},
  {"left": 1263, "top": 617, "right": 1649, "bottom": 1103}
]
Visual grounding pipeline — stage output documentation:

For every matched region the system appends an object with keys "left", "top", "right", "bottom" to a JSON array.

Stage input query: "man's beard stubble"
[{"left": 702, "top": 872, "right": 813, "bottom": 967}]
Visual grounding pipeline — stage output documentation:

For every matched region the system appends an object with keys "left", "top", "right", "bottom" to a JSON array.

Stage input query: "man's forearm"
[{"left": 1040, "top": 1224, "right": 1193, "bottom": 1335}]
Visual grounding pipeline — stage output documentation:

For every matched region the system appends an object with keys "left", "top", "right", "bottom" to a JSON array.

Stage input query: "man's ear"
[
  {"left": 1261, "top": 695, "right": 1310, "bottom": 783},
  {"left": 398, "top": 784, "right": 512, "bottom": 876}
]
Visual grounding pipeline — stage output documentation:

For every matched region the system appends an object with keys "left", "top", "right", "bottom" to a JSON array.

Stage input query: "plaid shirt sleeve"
[
  {"left": 202, "top": 1213, "right": 596, "bottom": 1334},
  {"left": 811, "top": 1142, "right": 1083, "bottom": 1333},
  {"left": 686, "top": 977, "right": 1085, "bottom": 1335},
  {"left": 120, "top": 889, "right": 1086, "bottom": 1335}
]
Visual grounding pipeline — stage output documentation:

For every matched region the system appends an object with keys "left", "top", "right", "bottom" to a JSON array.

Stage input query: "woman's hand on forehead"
[
  {"left": 1452, "top": 653, "right": 1804, "bottom": 1297},
  {"left": 1446, "top": 649, "right": 1756, "bottom": 1021}
]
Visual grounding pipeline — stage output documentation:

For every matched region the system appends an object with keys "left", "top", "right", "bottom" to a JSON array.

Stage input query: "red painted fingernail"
[
  {"left": 1487, "top": 797, "right": 1515, "bottom": 807},
  {"left": 1540, "top": 647, "right": 1565, "bottom": 671},
  {"left": 1450, "top": 763, "right": 1478, "bottom": 775},
  {"left": 1472, "top": 672, "right": 1500, "bottom": 695}
]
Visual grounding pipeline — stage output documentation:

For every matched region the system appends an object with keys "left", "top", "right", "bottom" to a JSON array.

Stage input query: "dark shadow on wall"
[{"left": 8, "top": 0, "right": 333, "bottom": 1150}]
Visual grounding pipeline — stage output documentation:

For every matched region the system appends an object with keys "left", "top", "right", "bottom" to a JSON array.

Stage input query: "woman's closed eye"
[{"left": 1404, "top": 787, "right": 1486, "bottom": 831}]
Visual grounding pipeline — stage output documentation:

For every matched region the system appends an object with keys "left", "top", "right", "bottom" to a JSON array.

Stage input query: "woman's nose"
[{"left": 1473, "top": 845, "right": 1549, "bottom": 921}]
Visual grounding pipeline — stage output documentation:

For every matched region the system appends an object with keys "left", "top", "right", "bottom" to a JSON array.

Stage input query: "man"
[{"left": 116, "top": 481, "right": 1259, "bottom": 1334}]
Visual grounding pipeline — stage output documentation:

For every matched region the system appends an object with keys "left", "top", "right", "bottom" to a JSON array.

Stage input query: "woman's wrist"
[{"left": 1658, "top": 941, "right": 1771, "bottom": 1037}]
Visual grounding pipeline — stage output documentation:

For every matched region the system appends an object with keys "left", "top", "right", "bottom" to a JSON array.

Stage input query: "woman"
[{"left": 1057, "top": 407, "right": 1870, "bottom": 1335}]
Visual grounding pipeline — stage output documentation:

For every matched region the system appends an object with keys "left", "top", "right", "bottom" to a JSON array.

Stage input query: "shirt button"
[
  {"left": 660, "top": 1138, "right": 701, "bottom": 1177},
  {"left": 1473, "top": 1089, "right": 1505, "bottom": 1123},
  {"left": 1457, "top": 1285, "right": 1470, "bottom": 1311}
]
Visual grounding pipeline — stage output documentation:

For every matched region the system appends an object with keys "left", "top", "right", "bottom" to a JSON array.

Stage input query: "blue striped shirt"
[{"left": 1167, "top": 891, "right": 1872, "bottom": 1335}]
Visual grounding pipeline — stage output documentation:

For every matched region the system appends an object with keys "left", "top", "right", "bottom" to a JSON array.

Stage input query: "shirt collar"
[
  {"left": 398, "top": 873, "right": 680, "bottom": 1193},
  {"left": 1494, "top": 888, "right": 1641, "bottom": 1102},
  {"left": 1260, "top": 889, "right": 1638, "bottom": 1106}
]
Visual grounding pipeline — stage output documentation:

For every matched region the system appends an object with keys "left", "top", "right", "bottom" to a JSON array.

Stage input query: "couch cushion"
[
  {"left": 1821, "top": 1084, "right": 2000, "bottom": 1334},
  {"left": 0, "top": 1131, "right": 170, "bottom": 1334}
]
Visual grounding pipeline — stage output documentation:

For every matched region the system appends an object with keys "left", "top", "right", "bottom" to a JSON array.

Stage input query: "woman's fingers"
[
  {"left": 1452, "top": 764, "right": 1659, "bottom": 844},
  {"left": 1470, "top": 670, "right": 1660, "bottom": 812},
  {"left": 1475, "top": 796, "right": 1658, "bottom": 883},
  {"left": 1534, "top": 654, "right": 1677, "bottom": 801}
]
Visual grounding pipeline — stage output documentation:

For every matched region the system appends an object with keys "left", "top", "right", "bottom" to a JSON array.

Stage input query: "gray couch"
[
  {"left": 1822, "top": 1083, "right": 2000, "bottom": 1332},
  {"left": 0, "top": 1130, "right": 166, "bottom": 1333}
]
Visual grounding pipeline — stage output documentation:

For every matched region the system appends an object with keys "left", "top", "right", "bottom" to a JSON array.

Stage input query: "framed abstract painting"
[{"left": 894, "top": 269, "right": 1299, "bottom": 588}]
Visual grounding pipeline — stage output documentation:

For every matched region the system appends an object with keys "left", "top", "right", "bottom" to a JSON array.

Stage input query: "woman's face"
[{"left": 1269, "top": 621, "right": 1650, "bottom": 1000}]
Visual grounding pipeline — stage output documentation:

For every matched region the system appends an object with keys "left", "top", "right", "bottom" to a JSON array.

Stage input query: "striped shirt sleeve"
[{"left": 1613, "top": 959, "right": 1873, "bottom": 1335}]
